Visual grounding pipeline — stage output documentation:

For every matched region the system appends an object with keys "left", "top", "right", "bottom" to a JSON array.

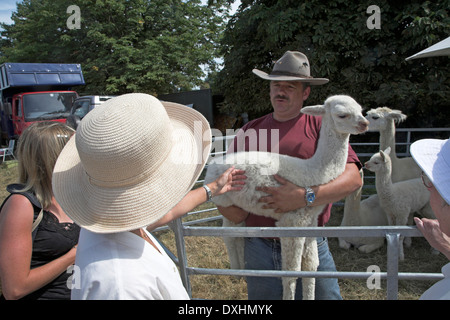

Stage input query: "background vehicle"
[
  {"left": 0, "top": 62, "right": 84, "bottom": 145},
  {"left": 66, "top": 95, "right": 115, "bottom": 129}
]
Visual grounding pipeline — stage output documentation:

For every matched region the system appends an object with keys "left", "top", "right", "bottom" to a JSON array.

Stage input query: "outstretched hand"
[
  {"left": 212, "top": 166, "right": 246, "bottom": 197},
  {"left": 414, "top": 217, "right": 450, "bottom": 260}
]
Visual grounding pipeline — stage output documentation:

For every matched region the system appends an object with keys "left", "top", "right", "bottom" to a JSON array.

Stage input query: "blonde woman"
[{"left": 0, "top": 122, "right": 79, "bottom": 300}]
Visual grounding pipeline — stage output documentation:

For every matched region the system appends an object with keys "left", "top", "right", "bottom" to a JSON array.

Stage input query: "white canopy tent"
[{"left": 406, "top": 36, "right": 450, "bottom": 60}]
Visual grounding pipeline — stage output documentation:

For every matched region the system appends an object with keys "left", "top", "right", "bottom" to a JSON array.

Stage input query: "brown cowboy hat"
[{"left": 252, "top": 51, "right": 329, "bottom": 85}]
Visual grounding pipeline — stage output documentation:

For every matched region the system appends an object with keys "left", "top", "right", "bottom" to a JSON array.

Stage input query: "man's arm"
[
  {"left": 217, "top": 205, "right": 249, "bottom": 224},
  {"left": 257, "top": 162, "right": 362, "bottom": 213}
]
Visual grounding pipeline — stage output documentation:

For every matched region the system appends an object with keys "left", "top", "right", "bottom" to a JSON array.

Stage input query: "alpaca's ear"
[
  {"left": 301, "top": 105, "right": 325, "bottom": 116},
  {"left": 380, "top": 147, "right": 391, "bottom": 161},
  {"left": 388, "top": 110, "right": 407, "bottom": 123}
]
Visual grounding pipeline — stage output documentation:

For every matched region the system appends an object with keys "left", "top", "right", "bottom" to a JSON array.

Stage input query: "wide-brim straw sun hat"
[
  {"left": 52, "top": 93, "right": 211, "bottom": 233},
  {"left": 252, "top": 51, "right": 329, "bottom": 85},
  {"left": 411, "top": 138, "right": 450, "bottom": 204}
]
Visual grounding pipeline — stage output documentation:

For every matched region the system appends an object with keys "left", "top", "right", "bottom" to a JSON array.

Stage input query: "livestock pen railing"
[{"left": 154, "top": 127, "right": 450, "bottom": 300}]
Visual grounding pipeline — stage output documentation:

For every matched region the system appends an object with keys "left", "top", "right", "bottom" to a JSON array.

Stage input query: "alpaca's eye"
[
  {"left": 338, "top": 114, "right": 348, "bottom": 119},
  {"left": 371, "top": 115, "right": 379, "bottom": 120}
]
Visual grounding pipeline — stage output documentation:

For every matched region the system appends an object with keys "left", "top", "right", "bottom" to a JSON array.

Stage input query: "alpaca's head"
[
  {"left": 301, "top": 95, "right": 369, "bottom": 135},
  {"left": 365, "top": 107, "right": 407, "bottom": 132},
  {"left": 364, "top": 147, "right": 392, "bottom": 173}
]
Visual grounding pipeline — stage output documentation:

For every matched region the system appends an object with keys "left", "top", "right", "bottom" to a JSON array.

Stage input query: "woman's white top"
[
  {"left": 420, "top": 262, "right": 450, "bottom": 300},
  {"left": 71, "top": 228, "right": 189, "bottom": 300}
]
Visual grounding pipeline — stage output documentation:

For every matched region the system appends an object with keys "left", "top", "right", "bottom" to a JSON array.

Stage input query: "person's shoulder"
[
  {"left": 0, "top": 194, "right": 35, "bottom": 236},
  {"left": 2, "top": 194, "right": 34, "bottom": 216},
  {"left": 300, "top": 112, "right": 322, "bottom": 135},
  {"left": 241, "top": 113, "right": 272, "bottom": 130},
  {"left": 303, "top": 112, "right": 322, "bottom": 125}
]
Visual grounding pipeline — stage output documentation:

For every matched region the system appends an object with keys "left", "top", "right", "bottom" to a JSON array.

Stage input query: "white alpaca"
[
  {"left": 205, "top": 95, "right": 369, "bottom": 300},
  {"left": 338, "top": 169, "right": 387, "bottom": 253},
  {"left": 340, "top": 107, "right": 420, "bottom": 252},
  {"left": 364, "top": 147, "right": 431, "bottom": 260},
  {"left": 365, "top": 107, "right": 421, "bottom": 182},
  {"left": 366, "top": 107, "right": 433, "bottom": 222}
]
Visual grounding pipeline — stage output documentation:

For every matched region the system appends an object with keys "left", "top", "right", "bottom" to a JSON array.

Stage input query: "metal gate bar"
[{"left": 172, "top": 224, "right": 444, "bottom": 300}]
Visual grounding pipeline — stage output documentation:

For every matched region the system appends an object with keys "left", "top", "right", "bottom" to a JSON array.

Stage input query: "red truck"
[{"left": 0, "top": 62, "right": 85, "bottom": 145}]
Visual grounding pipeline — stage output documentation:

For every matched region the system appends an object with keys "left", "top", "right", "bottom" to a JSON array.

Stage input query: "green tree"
[
  {"left": 217, "top": 0, "right": 450, "bottom": 127},
  {"left": 0, "top": 0, "right": 230, "bottom": 95}
]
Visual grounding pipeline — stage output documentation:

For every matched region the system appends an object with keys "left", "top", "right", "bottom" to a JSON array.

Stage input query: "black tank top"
[
  {"left": 1, "top": 188, "right": 80, "bottom": 300},
  {"left": 25, "top": 209, "right": 80, "bottom": 300}
]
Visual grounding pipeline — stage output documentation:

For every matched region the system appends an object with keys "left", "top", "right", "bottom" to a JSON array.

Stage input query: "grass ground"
[{"left": 1, "top": 161, "right": 447, "bottom": 300}]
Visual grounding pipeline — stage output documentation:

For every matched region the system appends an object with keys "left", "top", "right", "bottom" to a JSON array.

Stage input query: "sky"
[{"left": 0, "top": 0, "right": 19, "bottom": 26}]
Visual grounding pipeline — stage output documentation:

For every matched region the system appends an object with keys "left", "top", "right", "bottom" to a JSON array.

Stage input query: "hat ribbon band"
[{"left": 270, "top": 71, "right": 312, "bottom": 78}]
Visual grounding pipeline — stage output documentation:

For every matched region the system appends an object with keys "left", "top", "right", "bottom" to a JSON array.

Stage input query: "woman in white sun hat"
[
  {"left": 52, "top": 93, "right": 245, "bottom": 300},
  {"left": 411, "top": 138, "right": 450, "bottom": 300}
]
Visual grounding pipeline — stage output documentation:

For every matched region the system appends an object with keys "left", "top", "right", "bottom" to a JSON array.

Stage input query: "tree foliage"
[
  {"left": 0, "top": 0, "right": 230, "bottom": 95},
  {"left": 216, "top": 0, "right": 450, "bottom": 127}
]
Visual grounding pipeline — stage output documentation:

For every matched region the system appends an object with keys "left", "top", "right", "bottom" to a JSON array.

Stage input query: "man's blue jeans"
[{"left": 244, "top": 236, "right": 342, "bottom": 300}]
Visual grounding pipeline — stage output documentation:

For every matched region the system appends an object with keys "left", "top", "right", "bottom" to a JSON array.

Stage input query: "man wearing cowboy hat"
[{"left": 217, "top": 51, "right": 363, "bottom": 300}]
